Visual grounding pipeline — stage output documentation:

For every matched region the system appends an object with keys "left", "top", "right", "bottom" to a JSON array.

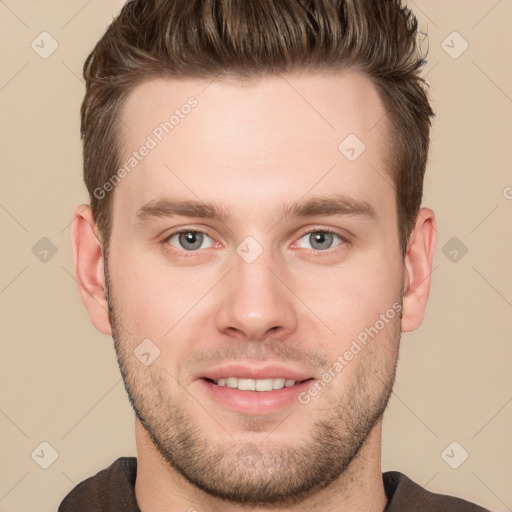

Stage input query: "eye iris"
[
  {"left": 174, "top": 231, "right": 336, "bottom": 251},
  {"left": 310, "top": 231, "right": 333, "bottom": 250},
  {"left": 179, "top": 231, "right": 203, "bottom": 250}
]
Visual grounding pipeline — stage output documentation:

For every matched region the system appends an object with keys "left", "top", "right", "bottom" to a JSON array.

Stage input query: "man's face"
[{"left": 105, "top": 71, "right": 404, "bottom": 505}]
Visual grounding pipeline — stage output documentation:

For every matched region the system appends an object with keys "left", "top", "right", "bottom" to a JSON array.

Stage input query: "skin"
[{"left": 72, "top": 70, "right": 436, "bottom": 512}]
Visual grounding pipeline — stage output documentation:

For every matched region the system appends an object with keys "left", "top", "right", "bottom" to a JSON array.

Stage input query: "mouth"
[
  {"left": 196, "top": 364, "right": 316, "bottom": 414},
  {"left": 203, "top": 377, "right": 313, "bottom": 392},
  {"left": 198, "top": 376, "right": 316, "bottom": 415}
]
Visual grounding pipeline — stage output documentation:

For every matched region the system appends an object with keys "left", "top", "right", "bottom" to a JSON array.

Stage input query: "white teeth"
[
  {"left": 212, "top": 377, "right": 298, "bottom": 391},
  {"left": 226, "top": 377, "right": 238, "bottom": 388},
  {"left": 238, "top": 378, "right": 256, "bottom": 391},
  {"left": 273, "top": 378, "right": 285, "bottom": 390},
  {"left": 255, "top": 379, "right": 274, "bottom": 391}
]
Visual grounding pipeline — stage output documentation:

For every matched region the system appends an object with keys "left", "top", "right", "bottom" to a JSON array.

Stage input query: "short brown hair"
[{"left": 81, "top": 0, "right": 434, "bottom": 257}]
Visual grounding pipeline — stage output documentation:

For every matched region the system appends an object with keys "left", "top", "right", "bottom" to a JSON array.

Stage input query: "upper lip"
[{"left": 197, "top": 364, "right": 314, "bottom": 382}]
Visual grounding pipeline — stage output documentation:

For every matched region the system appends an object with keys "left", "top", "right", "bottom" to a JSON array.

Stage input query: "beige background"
[{"left": 1, "top": 1, "right": 511, "bottom": 511}]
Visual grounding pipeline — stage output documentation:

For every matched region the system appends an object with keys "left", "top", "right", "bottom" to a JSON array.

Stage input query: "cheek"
[
  {"left": 108, "top": 249, "right": 185, "bottom": 335},
  {"left": 311, "top": 305, "right": 400, "bottom": 404},
  {"left": 296, "top": 252, "right": 402, "bottom": 342},
  {"left": 110, "top": 252, "right": 220, "bottom": 374}
]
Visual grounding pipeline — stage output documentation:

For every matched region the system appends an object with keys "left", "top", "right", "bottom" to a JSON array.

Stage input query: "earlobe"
[
  {"left": 401, "top": 207, "right": 437, "bottom": 333},
  {"left": 71, "top": 205, "right": 112, "bottom": 335}
]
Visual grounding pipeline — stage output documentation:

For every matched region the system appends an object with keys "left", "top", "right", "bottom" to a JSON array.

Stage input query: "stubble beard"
[{"left": 104, "top": 258, "right": 401, "bottom": 506}]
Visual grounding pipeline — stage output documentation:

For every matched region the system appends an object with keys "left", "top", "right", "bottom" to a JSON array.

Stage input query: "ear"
[
  {"left": 401, "top": 207, "right": 437, "bottom": 333},
  {"left": 71, "top": 204, "right": 112, "bottom": 335}
]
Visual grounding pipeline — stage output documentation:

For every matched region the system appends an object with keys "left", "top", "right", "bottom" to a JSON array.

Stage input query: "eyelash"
[{"left": 160, "top": 227, "right": 349, "bottom": 258}]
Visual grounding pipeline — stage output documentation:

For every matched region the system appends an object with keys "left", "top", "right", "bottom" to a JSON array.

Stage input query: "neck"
[{"left": 134, "top": 418, "right": 388, "bottom": 512}]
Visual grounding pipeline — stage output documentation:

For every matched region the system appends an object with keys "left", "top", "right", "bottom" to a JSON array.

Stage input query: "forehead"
[{"left": 114, "top": 70, "right": 393, "bottom": 228}]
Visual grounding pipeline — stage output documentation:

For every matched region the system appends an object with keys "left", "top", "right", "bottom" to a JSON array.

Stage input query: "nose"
[{"left": 215, "top": 244, "right": 298, "bottom": 342}]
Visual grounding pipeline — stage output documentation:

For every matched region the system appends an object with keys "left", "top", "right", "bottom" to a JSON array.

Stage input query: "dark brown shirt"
[{"left": 58, "top": 457, "right": 491, "bottom": 511}]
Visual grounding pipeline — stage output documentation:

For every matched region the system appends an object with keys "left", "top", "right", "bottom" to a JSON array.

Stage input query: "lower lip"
[{"left": 198, "top": 378, "right": 315, "bottom": 415}]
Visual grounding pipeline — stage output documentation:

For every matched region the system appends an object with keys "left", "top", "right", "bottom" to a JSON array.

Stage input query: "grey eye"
[
  {"left": 168, "top": 231, "right": 213, "bottom": 251},
  {"left": 297, "top": 231, "right": 343, "bottom": 251}
]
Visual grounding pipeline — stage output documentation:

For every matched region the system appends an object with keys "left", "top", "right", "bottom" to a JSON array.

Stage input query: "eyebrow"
[{"left": 134, "top": 193, "right": 376, "bottom": 224}]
